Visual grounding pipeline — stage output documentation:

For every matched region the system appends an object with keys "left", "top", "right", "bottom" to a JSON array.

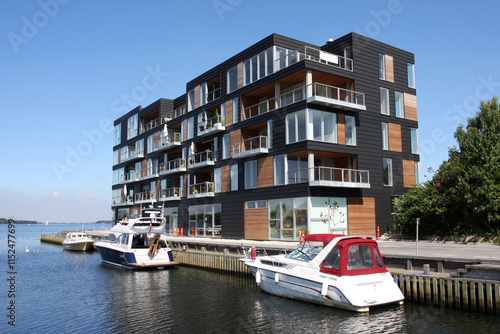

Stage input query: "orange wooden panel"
[
  {"left": 230, "top": 129, "right": 241, "bottom": 158},
  {"left": 154, "top": 130, "right": 161, "bottom": 141},
  {"left": 225, "top": 99, "right": 233, "bottom": 126},
  {"left": 404, "top": 93, "right": 418, "bottom": 121},
  {"left": 221, "top": 165, "right": 230, "bottom": 193},
  {"left": 385, "top": 55, "right": 394, "bottom": 83},
  {"left": 258, "top": 156, "right": 274, "bottom": 188},
  {"left": 182, "top": 175, "right": 187, "bottom": 197},
  {"left": 194, "top": 85, "right": 200, "bottom": 109},
  {"left": 338, "top": 114, "right": 346, "bottom": 145},
  {"left": 244, "top": 206, "right": 269, "bottom": 240},
  {"left": 403, "top": 160, "right": 417, "bottom": 188},
  {"left": 388, "top": 123, "right": 402, "bottom": 152},
  {"left": 183, "top": 120, "right": 188, "bottom": 141},
  {"left": 347, "top": 197, "right": 376, "bottom": 236},
  {"left": 237, "top": 62, "right": 244, "bottom": 89}
]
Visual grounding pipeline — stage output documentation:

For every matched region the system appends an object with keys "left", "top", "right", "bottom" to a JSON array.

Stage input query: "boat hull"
[
  {"left": 95, "top": 243, "right": 179, "bottom": 270},
  {"left": 63, "top": 241, "right": 94, "bottom": 252},
  {"left": 245, "top": 263, "right": 403, "bottom": 312}
]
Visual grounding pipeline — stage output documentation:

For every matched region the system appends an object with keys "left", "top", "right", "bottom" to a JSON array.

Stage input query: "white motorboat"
[
  {"left": 94, "top": 207, "right": 179, "bottom": 269},
  {"left": 62, "top": 232, "right": 94, "bottom": 251},
  {"left": 242, "top": 234, "right": 404, "bottom": 312}
]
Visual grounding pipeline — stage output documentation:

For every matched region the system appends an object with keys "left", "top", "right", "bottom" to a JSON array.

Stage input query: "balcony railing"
[
  {"left": 243, "top": 85, "right": 306, "bottom": 120},
  {"left": 141, "top": 118, "right": 164, "bottom": 134},
  {"left": 159, "top": 158, "right": 186, "bottom": 175},
  {"left": 164, "top": 105, "right": 187, "bottom": 120},
  {"left": 232, "top": 135, "right": 268, "bottom": 159},
  {"left": 159, "top": 187, "right": 181, "bottom": 201},
  {"left": 112, "top": 195, "right": 133, "bottom": 206},
  {"left": 207, "top": 87, "right": 221, "bottom": 103},
  {"left": 188, "top": 182, "right": 214, "bottom": 198},
  {"left": 120, "top": 147, "right": 144, "bottom": 163},
  {"left": 198, "top": 115, "right": 225, "bottom": 136},
  {"left": 188, "top": 151, "right": 215, "bottom": 169},
  {"left": 308, "top": 83, "right": 365, "bottom": 111},
  {"left": 121, "top": 171, "right": 138, "bottom": 184},
  {"left": 287, "top": 166, "right": 370, "bottom": 188},
  {"left": 137, "top": 166, "right": 159, "bottom": 181},
  {"left": 275, "top": 46, "right": 353, "bottom": 72},
  {"left": 135, "top": 190, "right": 157, "bottom": 203},
  {"left": 151, "top": 132, "right": 181, "bottom": 153}
]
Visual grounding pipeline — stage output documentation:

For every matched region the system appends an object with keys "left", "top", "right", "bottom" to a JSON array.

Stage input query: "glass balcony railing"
[
  {"left": 188, "top": 182, "right": 214, "bottom": 198},
  {"left": 151, "top": 132, "right": 181, "bottom": 153},
  {"left": 275, "top": 46, "right": 353, "bottom": 72},
  {"left": 198, "top": 115, "right": 225, "bottom": 135},
  {"left": 120, "top": 147, "right": 144, "bottom": 163},
  {"left": 112, "top": 195, "right": 133, "bottom": 206},
  {"left": 159, "top": 187, "right": 181, "bottom": 200},
  {"left": 159, "top": 158, "right": 186, "bottom": 175},
  {"left": 135, "top": 190, "right": 157, "bottom": 202},
  {"left": 309, "top": 83, "right": 365, "bottom": 110},
  {"left": 188, "top": 151, "right": 215, "bottom": 168},
  {"left": 287, "top": 166, "right": 370, "bottom": 188},
  {"left": 232, "top": 135, "right": 268, "bottom": 158},
  {"left": 137, "top": 166, "right": 159, "bottom": 181}
]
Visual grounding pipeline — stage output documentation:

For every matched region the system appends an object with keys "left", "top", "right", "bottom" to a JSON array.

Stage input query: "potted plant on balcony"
[
  {"left": 207, "top": 182, "right": 214, "bottom": 193},
  {"left": 174, "top": 188, "right": 179, "bottom": 197},
  {"left": 180, "top": 159, "right": 185, "bottom": 168}
]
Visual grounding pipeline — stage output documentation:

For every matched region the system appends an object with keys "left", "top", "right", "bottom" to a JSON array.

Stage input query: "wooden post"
[
  {"left": 454, "top": 280, "right": 461, "bottom": 309},
  {"left": 447, "top": 280, "right": 454, "bottom": 308},
  {"left": 470, "top": 281, "right": 477, "bottom": 312},
  {"left": 478, "top": 282, "right": 485, "bottom": 312},
  {"left": 462, "top": 281, "right": 469, "bottom": 311},
  {"left": 485, "top": 283, "right": 494, "bottom": 314},
  {"left": 432, "top": 277, "right": 439, "bottom": 305},
  {"left": 411, "top": 276, "right": 418, "bottom": 302}
]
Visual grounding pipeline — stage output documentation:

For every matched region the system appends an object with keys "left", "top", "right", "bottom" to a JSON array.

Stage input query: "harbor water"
[{"left": 2, "top": 224, "right": 500, "bottom": 333}]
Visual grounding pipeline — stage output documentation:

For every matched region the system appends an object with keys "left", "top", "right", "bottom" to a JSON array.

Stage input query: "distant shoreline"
[{"left": 0, "top": 218, "right": 111, "bottom": 225}]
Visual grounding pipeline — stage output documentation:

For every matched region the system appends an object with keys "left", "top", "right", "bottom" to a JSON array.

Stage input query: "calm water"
[{"left": 1, "top": 224, "right": 499, "bottom": 334}]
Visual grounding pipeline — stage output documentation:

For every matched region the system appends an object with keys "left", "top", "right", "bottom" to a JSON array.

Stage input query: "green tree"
[{"left": 395, "top": 97, "right": 500, "bottom": 237}]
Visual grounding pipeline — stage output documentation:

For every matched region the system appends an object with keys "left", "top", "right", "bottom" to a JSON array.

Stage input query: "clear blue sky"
[{"left": 1, "top": 0, "right": 499, "bottom": 222}]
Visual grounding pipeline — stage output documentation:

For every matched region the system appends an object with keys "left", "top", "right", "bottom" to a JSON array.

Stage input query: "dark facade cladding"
[{"left": 112, "top": 33, "right": 419, "bottom": 240}]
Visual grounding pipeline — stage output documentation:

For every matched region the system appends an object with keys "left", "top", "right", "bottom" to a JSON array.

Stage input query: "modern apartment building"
[{"left": 112, "top": 33, "right": 419, "bottom": 241}]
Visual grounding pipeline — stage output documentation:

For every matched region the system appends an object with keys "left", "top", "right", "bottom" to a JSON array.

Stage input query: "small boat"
[
  {"left": 62, "top": 232, "right": 94, "bottom": 251},
  {"left": 94, "top": 207, "right": 179, "bottom": 269},
  {"left": 242, "top": 234, "right": 404, "bottom": 312}
]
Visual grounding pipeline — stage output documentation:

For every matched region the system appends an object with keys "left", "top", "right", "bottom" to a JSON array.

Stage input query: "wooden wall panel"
[
  {"left": 182, "top": 175, "right": 187, "bottom": 197},
  {"left": 404, "top": 93, "right": 418, "bottom": 121},
  {"left": 385, "top": 55, "right": 394, "bottom": 83},
  {"left": 337, "top": 114, "right": 346, "bottom": 145},
  {"left": 403, "top": 160, "right": 417, "bottom": 188},
  {"left": 258, "top": 156, "right": 274, "bottom": 188},
  {"left": 221, "top": 165, "right": 230, "bottom": 193},
  {"left": 230, "top": 129, "right": 241, "bottom": 158},
  {"left": 194, "top": 85, "right": 201, "bottom": 109},
  {"left": 347, "top": 197, "right": 376, "bottom": 236},
  {"left": 244, "top": 206, "right": 269, "bottom": 240},
  {"left": 183, "top": 120, "right": 188, "bottom": 141},
  {"left": 225, "top": 99, "right": 233, "bottom": 126},
  {"left": 388, "top": 123, "right": 402, "bottom": 152},
  {"left": 237, "top": 62, "right": 244, "bottom": 89}
]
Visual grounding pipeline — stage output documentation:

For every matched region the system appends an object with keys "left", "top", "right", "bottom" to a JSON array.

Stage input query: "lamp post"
[{"left": 416, "top": 218, "right": 420, "bottom": 255}]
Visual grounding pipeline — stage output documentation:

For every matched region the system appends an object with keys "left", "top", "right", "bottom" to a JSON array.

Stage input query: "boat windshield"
[{"left": 285, "top": 241, "right": 324, "bottom": 262}]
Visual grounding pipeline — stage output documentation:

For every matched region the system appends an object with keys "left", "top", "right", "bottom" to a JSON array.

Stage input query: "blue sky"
[{"left": 1, "top": 0, "right": 499, "bottom": 222}]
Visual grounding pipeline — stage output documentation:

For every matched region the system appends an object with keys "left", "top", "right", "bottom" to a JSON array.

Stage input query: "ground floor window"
[
  {"left": 163, "top": 207, "right": 178, "bottom": 235},
  {"left": 188, "top": 204, "right": 222, "bottom": 237},
  {"left": 268, "top": 197, "right": 347, "bottom": 240}
]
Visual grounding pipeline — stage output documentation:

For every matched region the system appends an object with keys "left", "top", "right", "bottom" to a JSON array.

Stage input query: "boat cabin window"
[
  {"left": 374, "top": 246, "right": 384, "bottom": 267},
  {"left": 323, "top": 248, "right": 340, "bottom": 270},
  {"left": 106, "top": 234, "right": 117, "bottom": 242},
  {"left": 120, "top": 234, "right": 129, "bottom": 246},
  {"left": 286, "top": 241, "right": 324, "bottom": 261},
  {"left": 347, "top": 245, "right": 374, "bottom": 270}
]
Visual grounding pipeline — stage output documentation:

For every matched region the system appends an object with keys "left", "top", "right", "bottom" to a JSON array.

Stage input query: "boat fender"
[
  {"left": 274, "top": 273, "right": 280, "bottom": 284},
  {"left": 321, "top": 280, "right": 329, "bottom": 297},
  {"left": 256, "top": 270, "right": 261, "bottom": 285},
  {"left": 250, "top": 246, "right": 256, "bottom": 260}
]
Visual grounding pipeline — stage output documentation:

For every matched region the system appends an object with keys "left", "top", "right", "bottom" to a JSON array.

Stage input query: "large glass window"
[
  {"left": 147, "top": 134, "right": 154, "bottom": 154},
  {"left": 188, "top": 89, "right": 195, "bottom": 111},
  {"left": 382, "top": 122, "right": 389, "bottom": 150},
  {"left": 380, "top": 87, "right": 389, "bottom": 115},
  {"left": 114, "top": 124, "right": 121, "bottom": 146},
  {"left": 274, "top": 155, "right": 286, "bottom": 185},
  {"left": 230, "top": 164, "right": 238, "bottom": 191},
  {"left": 286, "top": 109, "right": 306, "bottom": 144},
  {"left": 411, "top": 128, "right": 418, "bottom": 154},
  {"left": 407, "top": 63, "right": 415, "bottom": 88},
  {"left": 232, "top": 97, "right": 239, "bottom": 124},
  {"left": 268, "top": 197, "right": 308, "bottom": 240},
  {"left": 113, "top": 150, "right": 119, "bottom": 165},
  {"left": 395, "top": 91, "right": 405, "bottom": 118},
  {"left": 222, "top": 133, "right": 230, "bottom": 159},
  {"left": 214, "top": 168, "right": 221, "bottom": 193},
  {"left": 378, "top": 53, "right": 386, "bottom": 80},
  {"left": 308, "top": 109, "right": 337, "bottom": 143},
  {"left": 127, "top": 114, "right": 138, "bottom": 140},
  {"left": 188, "top": 204, "right": 222, "bottom": 238},
  {"left": 187, "top": 117, "right": 194, "bottom": 140},
  {"left": 345, "top": 115, "right": 356, "bottom": 146},
  {"left": 227, "top": 65, "right": 238, "bottom": 93},
  {"left": 244, "top": 160, "right": 257, "bottom": 189},
  {"left": 383, "top": 158, "right": 393, "bottom": 186}
]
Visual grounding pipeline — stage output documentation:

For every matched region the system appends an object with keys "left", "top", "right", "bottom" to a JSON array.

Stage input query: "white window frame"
[
  {"left": 379, "top": 53, "right": 386, "bottom": 80},
  {"left": 244, "top": 160, "right": 258, "bottom": 189},
  {"left": 227, "top": 65, "right": 238, "bottom": 93},
  {"left": 222, "top": 133, "right": 230, "bottom": 159},
  {"left": 380, "top": 87, "right": 390, "bottom": 115},
  {"left": 114, "top": 124, "right": 121, "bottom": 146},
  {"left": 230, "top": 164, "right": 238, "bottom": 191},
  {"left": 411, "top": 128, "right": 419, "bottom": 154},
  {"left": 127, "top": 114, "right": 138, "bottom": 140},
  {"left": 407, "top": 63, "right": 415, "bottom": 88},
  {"left": 382, "top": 122, "right": 389, "bottom": 150},
  {"left": 383, "top": 158, "right": 393, "bottom": 187},
  {"left": 345, "top": 115, "right": 356, "bottom": 146},
  {"left": 395, "top": 91, "right": 405, "bottom": 118}
]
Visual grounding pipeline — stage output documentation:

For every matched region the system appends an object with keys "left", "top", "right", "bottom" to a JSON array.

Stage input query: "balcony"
[
  {"left": 232, "top": 135, "right": 268, "bottom": 159},
  {"left": 188, "top": 151, "right": 215, "bottom": 169},
  {"left": 151, "top": 132, "right": 182, "bottom": 153},
  {"left": 287, "top": 166, "right": 370, "bottom": 188},
  {"left": 112, "top": 195, "right": 133, "bottom": 206},
  {"left": 275, "top": 46, "right": 353, "bottom": 73},
  {"left": 159, "top": 187, "right": 181, "bottom": 201},
  {"left": 159, "top": 158, "right": 186, "bottom": 175},
  {"left": 135, "top": 190, "right": 157, "bottom": 204},
  {"left": 121, "top": 171, "right": 138, "bottom": 184},
  {"left": 187, "top": 182, "right": 214, "bottom": 199},
  {"left": 136, "top": 166, "right": 159, "bottom": 181},
  {"left": 198, "top": 115, "right": 225, "bottom": 136},
  {"left": 120, "top": 147, "right": 144, "bottom": 163},
  {"left": 307, "top": 83, "right": 366, "bottom": 111}
]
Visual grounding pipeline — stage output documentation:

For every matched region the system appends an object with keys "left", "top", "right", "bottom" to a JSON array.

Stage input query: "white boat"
[
  {"left": 94, "top": 207, "right": 179, "bottom": 269},
  {"left": 62, "top": 232, "right": 94, "bottom": 251},
  {"left": 242, "top": 234, "right": 404, "bottom": 312}
]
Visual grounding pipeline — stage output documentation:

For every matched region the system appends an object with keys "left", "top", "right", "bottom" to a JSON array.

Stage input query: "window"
[
  {"left": 147, "top": 134, "right": 154, "bottom": 154},
  {"left": 214, "top": 168, "right": 221, "bottom": 193},
  {"left": 274, "top": 155, "right": 286, "bottom": 185},
  {"left": 383, "top": 158, "right": 393, "bottom": 186},
  {"left": 345, "top": 115, "right": 356, "bottom": 146},
  {"left": 380, "top": 87, "right": 389, "bottom": 115},
  {"left": 308, "top": 109, "right": 337, "bottom": 143},
  {"left": 127, "top": 114, "right": 138, "bottom": 140},
  {"left": 246, "top": 200, "right": 267, "bottom": 209},
  {"left": 407, "top": 63, "right": 415, "bottom": 88},
  {"left": 230, "top": 164, "right": 238, "bottom": 191},
  {"left": 188, "top": 89, "right": 195, "bottom": 111},
  {"left": 414, "top": 162, "right": 420, "bottom": 185},
  {"left": 222, "top": 134, "right": 230, "bottom": 159},
  {"left": 324, "top": 248, "right": 340, "bottom": 269},
  {"left": 382, "top": 122, "right": 388, "bottom": 150},
  {"left": 395, "top": 91, "right": 404, "bottom": 118},
  {"left": 286, "top": 109, "right": 306, "bottom": 144},
  {"left": 347, "top": 245, "right": 374, "bottom": 270},
  {"left": 411, "top": 128, "right": 418, "bottom": 154},
  {"left": 114, "top": 124, "right": 121, "bottom": 146},
  {"left": 232, "top": 97, "right": 239, "bottom": 124},
  {"left": 113, "top": 150, "right": 119, "bottom": 165},
  {"left": 227, "top": 65, "right": 238, "bottom": 93},
  {"left": 244, "top": 160, "right": 257, "bottom": 189},
  {"left": 187, "top": 117, "right": 194, "bottom": 140},
  {"left": 378, "top": 53, "right": 386, "bottom": 80},
  {"left": 200, "top": 83, "right": 207, "bottom": 106}
]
